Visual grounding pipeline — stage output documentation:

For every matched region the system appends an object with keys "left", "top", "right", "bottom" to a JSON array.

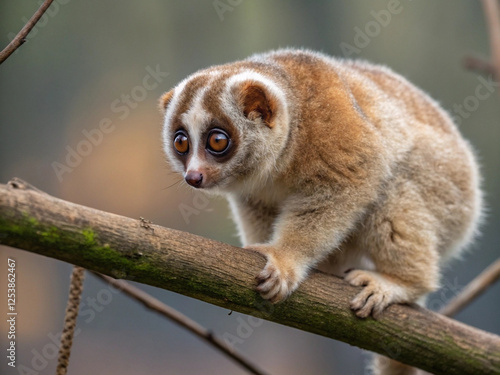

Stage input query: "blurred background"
[{"left": 0, "top": 1, "right": 499, "bottom": 374}]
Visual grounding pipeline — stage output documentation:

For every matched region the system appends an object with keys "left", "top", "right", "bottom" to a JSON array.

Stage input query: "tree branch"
[
  {"left": 0, "top": 179, "right": 499, "bottom": 375},
  {"left": 482, "top": 0, "right": 500, "bottom": 81},
  {"left": 440, "top": 258, "right": 500, "bottom": 317},
  {"left": 0, "top": 0, "right": 55, "bottom": 65},
  {"left": 463, "top": 55, "right": 496, "bottom": 77},
  {"left": 92, "top": 272, "right": 269, "bottom": 375},
  {"left": 463, "top": 0, "right": 500, "bottom": 79}
]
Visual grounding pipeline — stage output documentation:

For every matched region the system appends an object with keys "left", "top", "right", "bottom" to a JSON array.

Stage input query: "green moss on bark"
[{"left": 0, "top": 212, "right": 168, "bottom": 286}]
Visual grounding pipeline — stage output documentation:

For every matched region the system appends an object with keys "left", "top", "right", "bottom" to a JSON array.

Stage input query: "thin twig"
[
  {"left": 463, "top": 55, "right": 496, "bottom": 77},
  {"left": 481, "top": 0, "right": 500, "bottom": 81},
  {"left": 0, "top": 0, "right": 55, "bottom": 65},
  {"left": 92, "top": 272, "right": 269, "bottom": 375},
  {"left": 439, "top": 258, "right": 500, "bottom": 317},
  {"left": 464, "top": 1, "right": 500, "bottom": 78},
  {"left": 447, "top": 0, "right": 500, "bottom": 316}
]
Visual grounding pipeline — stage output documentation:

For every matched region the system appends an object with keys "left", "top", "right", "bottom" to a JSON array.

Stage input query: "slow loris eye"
[
  {"left": 174, "top": 131, "right": 189, "bottom": 154},
  {"left": 207, "top": 129, "right": 230, "bottom": 155}
]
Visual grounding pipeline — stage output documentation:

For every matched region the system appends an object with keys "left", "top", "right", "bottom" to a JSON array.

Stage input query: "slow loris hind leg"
[{"left": 346, "top": 181, "right": 441, "bottom": 318}]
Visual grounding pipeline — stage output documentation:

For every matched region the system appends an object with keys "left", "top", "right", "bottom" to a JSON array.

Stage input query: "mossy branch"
[{"left": 0, "top": 179, "right": 499, "bottom": 375}]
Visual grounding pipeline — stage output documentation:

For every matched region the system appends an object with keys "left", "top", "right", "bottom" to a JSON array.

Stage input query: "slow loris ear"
[
  {"left": 238, "top": 82, "right": 277, "bottom": 128},
  {"left": 158, "top": 90, "right": 174, "bottom": 114}
]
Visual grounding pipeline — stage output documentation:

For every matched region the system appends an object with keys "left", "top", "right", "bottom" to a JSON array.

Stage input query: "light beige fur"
[{"left": 160, "top": 49, "right": 483, "bottom": 375}]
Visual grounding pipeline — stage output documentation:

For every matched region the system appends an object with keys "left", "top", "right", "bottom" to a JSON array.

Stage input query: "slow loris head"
[{"left": 160, "top": 68, "right": 291, "bottom": 193}]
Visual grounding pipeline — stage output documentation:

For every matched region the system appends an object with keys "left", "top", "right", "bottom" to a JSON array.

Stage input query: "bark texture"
[{"left": 0, "top": 179, "right": 499, "bottom": 374}]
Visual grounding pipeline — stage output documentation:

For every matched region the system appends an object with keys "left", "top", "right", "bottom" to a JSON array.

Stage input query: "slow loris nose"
[{"left": 185, "top": 170, "right": 203, "bottom": 188}]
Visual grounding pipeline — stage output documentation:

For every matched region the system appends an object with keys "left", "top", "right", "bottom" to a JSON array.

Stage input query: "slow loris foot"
[
  {"left": 251, "top": 246, "right": 308, "bottom": 303},
  {"left": 345, "top": 269, "right": 412, "bottom": 318}
]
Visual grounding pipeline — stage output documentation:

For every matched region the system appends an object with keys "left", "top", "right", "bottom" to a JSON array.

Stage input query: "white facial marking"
[
  {"left": 186, "top": 155, "right": 203, "bottom": 174},
  {"left": 182, "top": 86, "right": 210, "bottom": 137},
  {"left": 181, "top": 85, "right": 211, "bottom": 175},
  {"left": 162, "top": 71, "right": 222, "bottom": 174}
]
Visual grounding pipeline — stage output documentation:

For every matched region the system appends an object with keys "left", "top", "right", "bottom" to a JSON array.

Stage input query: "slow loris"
[{"left": 160, "top": 49, "right": 482, "bottom": 375}]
